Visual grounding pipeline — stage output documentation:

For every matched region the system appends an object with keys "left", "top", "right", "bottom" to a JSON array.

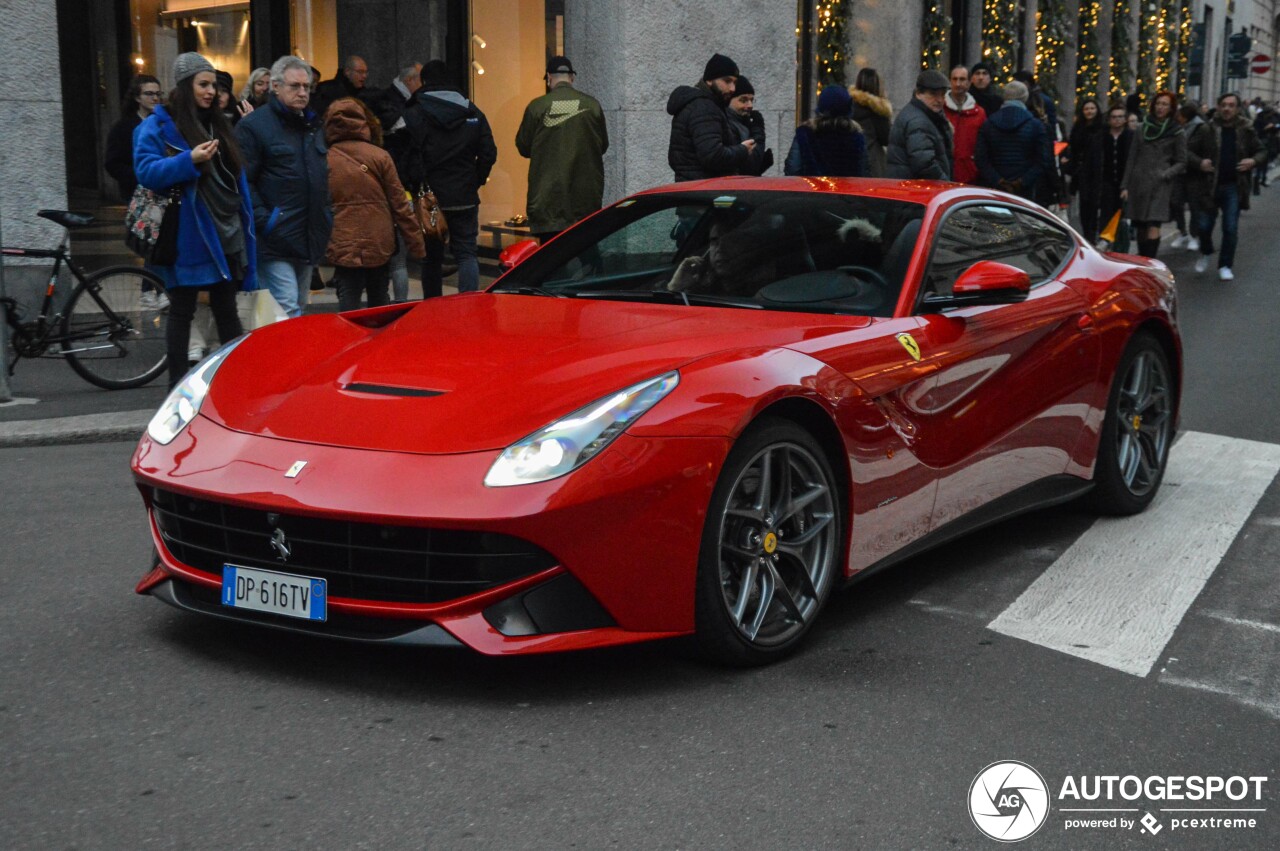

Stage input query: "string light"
[
  {"left": 814, "top": 0, "right": 850, "bottom": 88},
  {"left": 1076, "top": 2, "right": 1102, "bottom": 101},
  {"left": 982, "top": 0, "right": 1020, "bottom": 82},
  {"left": 1110, "top": 0, "right": 1135, "bottom": 102},
  {"left": 921, "top": 3, "right": 953, "bottom": 70},
  {"left": 1035, "top": 0, "right": 1072, "bottom": 96}
]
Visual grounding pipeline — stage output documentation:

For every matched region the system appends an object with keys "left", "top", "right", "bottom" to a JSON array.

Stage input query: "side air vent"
[{"left": 341, "top": 303, "right": 414, "bottom": 328}]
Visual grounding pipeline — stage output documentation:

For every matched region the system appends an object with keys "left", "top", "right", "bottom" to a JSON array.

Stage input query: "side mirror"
[
  {"left": 922, "top": 260, "right": 1031, "bottom": 309},
  {"left": 499, "top": 238, "right": 541, "bottom": 271}
]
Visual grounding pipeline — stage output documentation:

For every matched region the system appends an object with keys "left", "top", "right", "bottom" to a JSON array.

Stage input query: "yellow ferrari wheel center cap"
[
  {"left": 763, "top": 532, "right": 778, "bottom": 554},
  {"left": 1131, "top": 414, "right": 1142, "bottom": 431}
]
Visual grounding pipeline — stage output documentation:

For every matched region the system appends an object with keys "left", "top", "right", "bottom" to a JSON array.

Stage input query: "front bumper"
[{"left": 132, "top": 414, "right": 730, "bottom": 655}]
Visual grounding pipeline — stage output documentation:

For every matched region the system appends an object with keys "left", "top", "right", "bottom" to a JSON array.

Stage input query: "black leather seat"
[{"left": 37, "top": 210, "right": 95, "bottom": 228}]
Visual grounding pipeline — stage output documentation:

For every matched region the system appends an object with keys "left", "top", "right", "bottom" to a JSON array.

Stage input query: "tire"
[
  {"left": 694, "top": 417, "right": 842, "bottom": 666},
  {"left": 61, "top": 265, "right": 168, "bottom": 390},
  {"left": 1086, "top": 332, "right": 1176, "bottom": 515}
]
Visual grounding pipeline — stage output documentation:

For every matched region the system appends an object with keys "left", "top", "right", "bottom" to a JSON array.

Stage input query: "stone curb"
[{"left": 0, "top": 409, "right": 151, "bottom": 448}]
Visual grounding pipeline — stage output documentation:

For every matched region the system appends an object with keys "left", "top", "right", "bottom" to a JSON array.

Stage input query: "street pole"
[{"left": 0, "top": 177, "right": 13, "bottom": 403}]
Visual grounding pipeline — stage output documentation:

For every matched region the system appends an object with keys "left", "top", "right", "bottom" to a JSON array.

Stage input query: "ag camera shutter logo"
[{"left": 969, "top": 761, "right": 1051, "bottom": 842}]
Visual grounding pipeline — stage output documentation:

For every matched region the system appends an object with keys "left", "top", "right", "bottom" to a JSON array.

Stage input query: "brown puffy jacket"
[{"left": 324, "top": 99, "right": 425, "bottom": 267}]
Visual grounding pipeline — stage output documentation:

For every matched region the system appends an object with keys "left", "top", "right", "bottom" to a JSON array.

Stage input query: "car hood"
[{"left": 202, "top": 294, "right": 870, "bottom": 454}]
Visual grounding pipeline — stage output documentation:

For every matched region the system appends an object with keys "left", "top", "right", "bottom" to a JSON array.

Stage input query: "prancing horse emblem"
[{"left": 270, "top": 527, "right": 291, "bottom": 562}]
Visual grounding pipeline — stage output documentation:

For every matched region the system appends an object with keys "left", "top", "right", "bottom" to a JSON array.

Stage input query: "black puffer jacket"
[
  {"left": 234, "top": 97, "right": 332, "bottom": 264},
  {"left": 401, "top": 86, "right": 497, "bottom": 209},
  {"left": 667, "top": 85, "right": 750, "bottom": 181}
]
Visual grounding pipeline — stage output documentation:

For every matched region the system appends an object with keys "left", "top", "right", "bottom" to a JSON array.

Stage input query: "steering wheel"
[{"left": 836, "top": 265, "right": 891, "bottom": 294}]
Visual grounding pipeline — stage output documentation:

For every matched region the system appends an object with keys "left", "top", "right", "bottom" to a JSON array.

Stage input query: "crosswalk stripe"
[{"left": 987, "top": 431, "right": 1280, "bottom": 677}]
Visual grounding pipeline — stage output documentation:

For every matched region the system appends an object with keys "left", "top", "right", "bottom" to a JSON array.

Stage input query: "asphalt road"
[{"left": 3, "top": 186, "right": 1280, "bottom": 849}]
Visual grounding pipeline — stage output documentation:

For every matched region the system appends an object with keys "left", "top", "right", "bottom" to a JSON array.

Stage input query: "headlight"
[
  {"left": 485, "top": 372, "right": 679, "bottom": 487},
  {"left": 146, "top": 337, "right": 245, "bottom": 444}
]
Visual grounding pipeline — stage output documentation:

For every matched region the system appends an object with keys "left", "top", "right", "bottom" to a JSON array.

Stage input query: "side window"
[
  {"left": 920, "top": 205, "right": 1075, "bottom": 304},
  {"left": 1008, "top": 210, "right": 1075, "bottom": 280}
]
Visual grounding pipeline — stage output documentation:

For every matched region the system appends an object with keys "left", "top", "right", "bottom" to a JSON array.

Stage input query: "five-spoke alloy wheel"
[{"left": 695, "top": 417, "right": 841, "bottom": 665}]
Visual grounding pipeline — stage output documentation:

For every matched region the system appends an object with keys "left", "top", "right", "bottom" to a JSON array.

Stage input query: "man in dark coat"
[
  {"left": 1186, "top": 92, "right": 1268, "bottom": 281},
  {"left": 968, "top": 62, "right": 1004, "bottom": 118},
  {"left": 886, "top": 69, "right": 953, "bottom": 180},
  {"left": 235, "top": 55, "right": 333, "bottom": 317},
  {"left": 723, "top": 76, "right": 772, "bottom": 176},
  {"left": 666, "top": 53, "right": 755, "bottom": 181},
  {"left": 402, "top": 60, "right": 497, "bottom": 296},
  {"left": 312, "top": 55, "right": 368, "bottom": 119},
  {"left": 974, "top": 81, "right": 1051, "bottom": 199}
]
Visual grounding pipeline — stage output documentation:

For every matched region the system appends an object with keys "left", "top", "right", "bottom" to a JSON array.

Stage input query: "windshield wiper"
[
  {"left": 490, "top": 286, "right": 570, "bottom": 297},
  {"left": 571, "top": 289, "right": 762, "bottom": 309}
]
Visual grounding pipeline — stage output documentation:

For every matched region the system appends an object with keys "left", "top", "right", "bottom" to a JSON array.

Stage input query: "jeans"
[
  {"left": 165, "top": 281, "right": 242, "bottom": 388},
  {"left": 1195, "top": 184, "right": 1241, "bottom": 269},
  {"left": 257, "top": 258, "right": 313, "bottom": 318},
  {"left": 333, "top": 265, "right": 390, "bottom": 312},
  {"left": 424, "top": 206, "right": 480, "bottom": 296},
  {"left": 387, "top": 236, "right": 409, "bottom": 302}
]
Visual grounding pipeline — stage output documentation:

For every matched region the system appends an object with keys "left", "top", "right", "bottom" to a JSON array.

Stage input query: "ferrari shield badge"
[
  {"left": 285, "top": 460, "right": 308, "bottom": 478},
  {"left": 896, "top": 332, "right": 922, "bottom": 362}
]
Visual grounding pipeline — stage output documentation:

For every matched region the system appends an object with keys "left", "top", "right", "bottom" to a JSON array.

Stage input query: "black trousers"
[
  {"left": 165, "top": 281, "right": 242, "bottom": 388},
  {"left": 333, "top": 265, "right": 390, "bottom": 312}
]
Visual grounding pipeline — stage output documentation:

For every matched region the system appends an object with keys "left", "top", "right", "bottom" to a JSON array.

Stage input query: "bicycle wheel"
[{"left": 61, "top": 265, "right": 168, "bottom": 389}]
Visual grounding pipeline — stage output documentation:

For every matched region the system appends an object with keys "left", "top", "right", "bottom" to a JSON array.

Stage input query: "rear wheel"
[
  {"left": 61, "top": 265, "right": 168, "bottom": 389},
  {"left": 1087, "top": 332, "right": 1175, "bottom": 515},
  {"left": 694, "top": 417, "right": 842, "bottom": 666}
]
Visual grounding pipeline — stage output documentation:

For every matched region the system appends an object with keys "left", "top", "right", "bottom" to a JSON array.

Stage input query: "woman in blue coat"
[{"left": 134, "top": 52, "right": 258, "bottom": 387}]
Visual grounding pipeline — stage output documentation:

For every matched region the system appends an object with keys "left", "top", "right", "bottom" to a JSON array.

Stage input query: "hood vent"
[{"left": 345, "top": 383, "right": 444, "bottom": 398}]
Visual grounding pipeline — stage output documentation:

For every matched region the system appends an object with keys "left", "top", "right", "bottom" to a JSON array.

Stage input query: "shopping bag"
[
  {"left": 1099, "top": 209, "right": 1122, "bottom": 243},
  {"left": 237, "top": 289, "right": 288, "bottom": 330}
]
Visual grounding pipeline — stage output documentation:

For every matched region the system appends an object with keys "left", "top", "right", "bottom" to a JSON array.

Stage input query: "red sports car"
[{"left": 132, "top": 178, "right": 1180, "bottom": 665}]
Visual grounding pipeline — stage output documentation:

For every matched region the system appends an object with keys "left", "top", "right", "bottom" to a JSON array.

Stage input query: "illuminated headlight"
[
  {"left": 146, "top": 337, "right": 244, "bottom": 444},
  {"left": 485, "top": 372, "right": 680, "bottom": 487}
]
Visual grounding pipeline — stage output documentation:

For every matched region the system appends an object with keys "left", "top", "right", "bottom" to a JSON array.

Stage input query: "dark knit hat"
[
  {"left": 546, "top": 55, "right": 575, "bottom": 75},
  {"left": 420, "top": 60, "right": 451, "bottom": 87},
  {"left": 816, "top": 84, "right": 852, "bottom": 116},
  {"left": 916, "top": 69, "right": 949, "bottom": 91},
  {"left": 970, "top": 61, "right": 993, "bottom": 76},
  {"left": 702, "top": 53, "right": 740, "bottom": 82},
  {"left": 214, "top": 70, "right": 234, "bottom": 94},
  {"left": 734, "top": 76, "right": 755, "bottom": 97},
  {"left": 173, "top": 52, "right": 215, "bottom": 84}
]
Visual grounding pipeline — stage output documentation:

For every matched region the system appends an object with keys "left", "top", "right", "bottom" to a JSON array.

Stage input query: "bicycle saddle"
[{"left": 38, "top": 210, "right": 95, "bottom": 228}]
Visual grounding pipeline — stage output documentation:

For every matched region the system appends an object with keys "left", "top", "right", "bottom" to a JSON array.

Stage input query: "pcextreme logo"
[{"left": 968, "top": 762, "right": 1270, "bottom": 842}]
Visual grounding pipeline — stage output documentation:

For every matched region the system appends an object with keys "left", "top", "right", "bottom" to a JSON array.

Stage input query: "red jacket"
[{"left": 945, "top": 92, "right": 987, "bottom": 184}]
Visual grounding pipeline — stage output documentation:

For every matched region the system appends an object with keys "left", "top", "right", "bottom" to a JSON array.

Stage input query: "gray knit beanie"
[{"left": 173, "top": 52, "right": 215, "bottom": 84}]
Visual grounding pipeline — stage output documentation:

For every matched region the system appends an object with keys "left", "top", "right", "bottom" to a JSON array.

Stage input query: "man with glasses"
[
  {"left": 105, "top": 75, "right": 163, "bottom": 199},
  {"left": 235, "top": 56, "right": 333, "bottom": 317}
]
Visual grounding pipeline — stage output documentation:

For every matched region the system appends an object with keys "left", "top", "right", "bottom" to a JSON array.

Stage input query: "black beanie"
[
  {"left": 734, "top": 75, "right": 754, "bottom": 97},
  {"left": 420, "top": 60, "right": 451, "bottom": 87},
  {"left": 703, "top": 53, "right": 740, "bottom": 82}
]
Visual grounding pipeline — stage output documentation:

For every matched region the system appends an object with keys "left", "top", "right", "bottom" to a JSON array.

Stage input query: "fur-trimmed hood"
[{"left": 850, "top": 88, "right": 892, "bottom": 118}]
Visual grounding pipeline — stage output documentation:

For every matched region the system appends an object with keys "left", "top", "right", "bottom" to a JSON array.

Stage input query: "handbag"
[
  {"left": 414, "top": 184, "right": 449, "bottom": 245},
  {"left": 236, "top": 288, "right": 288, "bottom": 330},
  {"left": 124, "top": 183, "right": 182, "bottom": 265}
]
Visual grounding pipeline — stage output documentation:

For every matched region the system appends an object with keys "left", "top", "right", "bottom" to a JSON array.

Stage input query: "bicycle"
[{"left": 2, "top": 210, "right": 168, "bottom": 389}]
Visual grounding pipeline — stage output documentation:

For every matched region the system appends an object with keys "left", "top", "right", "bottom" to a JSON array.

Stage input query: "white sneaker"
[
  {"left": 1194, "top": 255, "right": 1210, "bottom": 274},
  {"left": 139, "top": 290, "right": 170, "bottom": 311},
  {"left": 1170, "top": 233, "right": 1189, "bottom": 249},
  {"left": 1218, "top": 267, "right": 1234, "bottom": 281},
  {"left": 1186, "top": 237, "right": 1200, "bottom": 252}
]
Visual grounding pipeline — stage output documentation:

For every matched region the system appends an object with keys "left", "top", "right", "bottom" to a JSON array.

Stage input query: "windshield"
[{"left": 493, "top": 190, "right": 926, "bottom": 316}]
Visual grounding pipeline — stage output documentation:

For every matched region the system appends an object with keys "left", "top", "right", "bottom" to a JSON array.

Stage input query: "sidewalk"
[{"left": 1, "top": 192, "right": 492, "bottom": 446}]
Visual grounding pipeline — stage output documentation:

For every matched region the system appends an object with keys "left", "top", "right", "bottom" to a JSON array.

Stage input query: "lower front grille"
[{"left": 151, "top": 488, "right": 556, "bottom": 604}]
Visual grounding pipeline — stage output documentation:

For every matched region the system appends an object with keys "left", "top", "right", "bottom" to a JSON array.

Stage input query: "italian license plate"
[{"left": 221, "top": 565, "right": 327, "bottom": 621}]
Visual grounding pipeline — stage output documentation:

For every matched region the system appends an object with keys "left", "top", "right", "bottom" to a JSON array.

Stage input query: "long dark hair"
[
  {"left": 1075, "top": 97, "right": 1102, "bottom": 126},
  {"left": 854, "top": 68, "right": 883, "bottom": 97},
  {"left": 122, "top": 74, "right": 160, "bottom": 113},
  {"left": 167, "top": 72, "right": 244, "bottom": 174}
]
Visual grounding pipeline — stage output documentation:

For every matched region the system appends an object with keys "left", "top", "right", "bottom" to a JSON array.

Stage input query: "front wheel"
[
  {"left": 1087, "top": 332, "right": 1176, "bottom": 515},
  {"left": 61, "top": 265, "right": 168, "bottom": 390},
  {"left": 694, "top": 417, "right": 843, "bottom": 666}
]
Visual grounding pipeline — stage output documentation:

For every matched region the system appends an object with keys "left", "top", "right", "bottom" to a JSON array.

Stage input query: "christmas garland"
[
  {"left": 982, "top": 0, "right": 1021, "bottom": 82},
  {"left": 815, "top": 0, "right": 852, "bottom": 89},
  {"left": 1110, "top": 0, "right": 1134, "bottom": 101},
  {"left": 1035, "top": 0, "right": 1072, "bottom": 98},
  {"left": 1076, "top": 2, "right": 1102, "bottom": 101},
  {"left": 921, "top": 2, "right": 953, "bottom": 71}
]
